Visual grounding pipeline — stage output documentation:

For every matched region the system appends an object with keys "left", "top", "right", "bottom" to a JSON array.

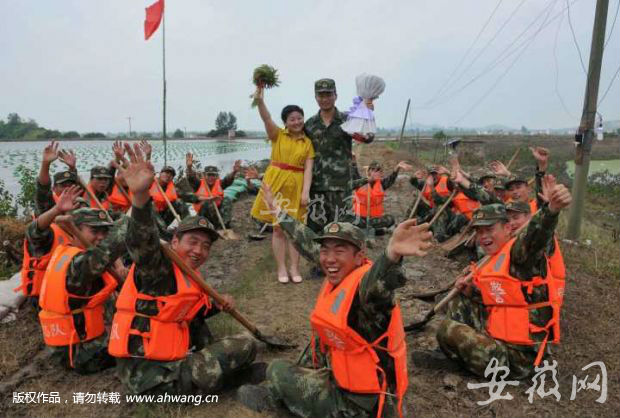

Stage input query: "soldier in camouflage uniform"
[
  {"left": 111, "top": 144, "right": 258, "bottom": 395},
  {"left": 304, "top": 78, "right": 374, "bottom": 234},
  {"left": 351, "top": 160, "right": 411, "bottom": 232},
  {"left": 34, "top": 199, "right": 128, "bottom": 374},
  {"left": 35, "top": 140, "right": 80, "bottom": 217},
  {"left": 183, "top": 154, "right": 238, "bottom": 228},
  {"left": 150, "top": 165, "right": 191, "bottom": 225},
  {"left": 237, "top": 184, "right": 433, "bottom": 418},
  {"left": 436, "top": 180, "right": 572, "bottom": 379}
]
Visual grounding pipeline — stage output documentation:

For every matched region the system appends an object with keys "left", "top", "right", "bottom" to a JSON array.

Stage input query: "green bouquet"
[{"left": 251, "top": 65, "right": 280, "bottom": 107}]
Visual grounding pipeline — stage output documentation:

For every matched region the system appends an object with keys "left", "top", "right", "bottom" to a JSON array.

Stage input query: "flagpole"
[{"left": 162, "top": 4, "right": 167, "bottom": 165}]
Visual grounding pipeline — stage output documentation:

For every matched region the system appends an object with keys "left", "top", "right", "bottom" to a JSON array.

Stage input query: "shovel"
[
  {"left": 160, "top": 241, "right": 296, "bottom": 349},
  {"left": 248, "top": 222, "right": 270, "bottom": 241},
  {"left": 78, "top": 176, "right": 114, "bottom": 223},
  {"left": 200, "top": 176, "right": 239, "bottom": 240},
  {"left": 154, "top": 176, "right": 183, "bottom": 224}
]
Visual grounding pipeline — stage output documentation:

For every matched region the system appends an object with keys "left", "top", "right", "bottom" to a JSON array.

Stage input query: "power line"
[
  {"left": 552, "top": 11, "right": 576, "bottom": 118},
  {"left": 453, "top": 0, "right": 559, "bottom": 124},
  {"left": 424, "top": 0, "right": 505, "bottom": 106},
  {"left": 424, "top": 0, "right": 560, "bottom": 109},
  {"left": 566, "top": 0, "right": 588, "bottom": 75},
  {"left": 598, "top": 63, "right": 620, "bottom": 105},
  {"left": 604, "top": 0, "right": 620, "bottom": 49},
  {"left": 424, "top": 0, "right": 526, "bottom": 108}
]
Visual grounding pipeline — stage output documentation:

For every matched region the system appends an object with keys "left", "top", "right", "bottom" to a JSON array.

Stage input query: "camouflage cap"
[
  {"left": 313, "top": 222, "right": 365, "bottom": 250},
  {"left": 505, "top": 200, "right": 531, "bottom": 214},
  {"left": 71, "top": 208, "right": 114, "bottom": 227},
  {"left": 53, "top": 170, "right": 78, "bottom": 185},
  {"left": 427, "top": 165, "right": 439, "bottom": 174},
  {"left": 472, "top": 204, "right": 508, "bottom": 227},
  {"left": 90, "top": 166, "right": 112, "bottom": 179},
  {"left": 368, "top": 161, "right": 382, "bottom": 171},
  {"left": 160, "top": 166, "right": 176, "bottom": 177},
  {"left": 504, "top": 177, "right": 528, "bottom": 190},
  {"left": 478, "top": 171, "right": 497, "bottom": 182},
  {"left": 204, "top": 165, "right": 219, "bottom": 175},
  {"left": 176, "top": 216, "right": 219, "bottom": 242},
  {"left": 314, "top": 78, "right": 336, "bottom": 93},
  {"left": 74, "top": 196, "right": 90, "bottom": 208},
  {"left": 494, "top": 182, "right": 506, "bottom": 190}
]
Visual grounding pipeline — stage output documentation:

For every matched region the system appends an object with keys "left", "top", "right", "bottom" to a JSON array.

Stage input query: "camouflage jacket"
[
  {"left": 122, "top": 202, "right": 218, "bottom": 358},
  {"left": 409, "top": 176, "right": 453, "bottom": 206},
  {"left": 350, "top": 168, "right": 400, "bottom": 191},
  {"left": 304, "top": 108, "right": 374, "bottom": 192},
  {"left": 278, "top": 212, "right": 406, "bottom": 396},
  {"left": 460, "top": 182, "right": 502, "bottom": 205},
  {"left": 181, "top": 170, "right": 236, "bottom": 204}
]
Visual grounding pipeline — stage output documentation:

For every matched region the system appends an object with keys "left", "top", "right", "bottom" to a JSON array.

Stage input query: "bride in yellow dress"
[{"left": 250, "top": 86, "right": 314, "bottom": 284}]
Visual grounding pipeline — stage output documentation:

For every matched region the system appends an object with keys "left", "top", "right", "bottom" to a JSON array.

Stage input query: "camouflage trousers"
[
  {"left": 198, "top": 197, "right": 233, "bottom": 229},
  {"left": 436, "top": 292, "right": 540, "bottom": 379},
  {"left": 307, "top": 190, "right": 352, "bottom": 234},
  {"left": 50, "top": 333, "right": 115, "bottom": 375},
  {"left": 266, "top": 359, "right": 400, "bottom": 418},
  {"left": 116, "top": 334, "right": 257, "bottom": 395},
  {"left": 159, "top": 200, "right": 190, "bottom": 226},
  {"left": 353, "top": 214, "right": 396, "bottom": 230},
  {"left": 49, "top": 297, "right": 117, "bottom": 375}
]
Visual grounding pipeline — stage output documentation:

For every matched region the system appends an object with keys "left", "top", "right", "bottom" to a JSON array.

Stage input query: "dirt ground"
[{"left": 0, "top": 138, "right": 619, "bottom": 417}]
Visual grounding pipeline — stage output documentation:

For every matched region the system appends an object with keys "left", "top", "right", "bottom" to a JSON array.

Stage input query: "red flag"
[{"left": 144, "top": 0, "right": 164, "bottom": 41}]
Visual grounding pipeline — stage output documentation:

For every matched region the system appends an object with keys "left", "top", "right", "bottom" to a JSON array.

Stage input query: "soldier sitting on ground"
[
  {"left": 36, "top": 194, "right": 128, "bottom": 374},
  {"left": 237, "top": 183, "right": 433, "bottom": 418},
  {"left": 436, "top": 175, "right": 571, "bottom": 379},
  {"left": 351, "top": 160, "right": 412, "bottom": 234},
  {"left": 108, "top": 143, "right": 260, "bottom": 396},
  {"left": 184, "top": 153, "right": 238, "bottom": 228}
]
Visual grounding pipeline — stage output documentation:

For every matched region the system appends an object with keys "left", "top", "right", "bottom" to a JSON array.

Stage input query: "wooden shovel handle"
[
  {"left": 201, "top": 177, "right": 227, "bottom": 231},
  {"left": 159, "top": 242, "right": 259, "bottom": 335},
  {"left": 428, "top": 189, "right": 457, "bottom": 226},
  {"left": 154, "top": 177, "right": 181, "bottom": 223},
  {"left": 77, "top": 176, "right": 114, "bottom": 223}
]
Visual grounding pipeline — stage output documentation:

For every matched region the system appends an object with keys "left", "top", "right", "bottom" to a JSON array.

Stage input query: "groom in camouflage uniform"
[{"left": 304, "top": 78, "right": 374, "bottom": 234}]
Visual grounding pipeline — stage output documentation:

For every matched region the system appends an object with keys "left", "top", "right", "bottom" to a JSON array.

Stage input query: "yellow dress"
[{"left": 251, "top": 128, "right": 315, "bottom": 224}]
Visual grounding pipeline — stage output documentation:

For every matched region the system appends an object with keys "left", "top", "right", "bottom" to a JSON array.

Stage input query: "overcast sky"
[{"left": 1, "top": 0, "right": 618, "bottom": 134}]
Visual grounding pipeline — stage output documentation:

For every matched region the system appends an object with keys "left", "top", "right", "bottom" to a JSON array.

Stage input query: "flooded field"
[
  {"left": 566, "top": 159, "right": 620, "bottom": 176},
  {"left": 0, "top": 139, "right": 271, "bottom": 195}
]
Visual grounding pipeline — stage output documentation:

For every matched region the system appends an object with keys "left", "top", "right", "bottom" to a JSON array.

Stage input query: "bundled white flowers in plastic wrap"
[{"left": 341, "top": 73, "right": 386, "bottom": 136}]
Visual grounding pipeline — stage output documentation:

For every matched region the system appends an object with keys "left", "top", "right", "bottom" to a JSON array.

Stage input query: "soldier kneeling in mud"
[
  {"left": 237, "top": 183, "right": 433, "bottom": 418},
  {"left": 436, "top": 175, "right": 571, "bottom": 379},
  {"left": 108, "top": 143, "right": 261, "bottom": 395}
]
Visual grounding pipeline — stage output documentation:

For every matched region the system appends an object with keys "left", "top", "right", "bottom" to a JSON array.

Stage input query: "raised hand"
[
  {"left": 489, "top": 160, "right": 511, "bottom": 177},
  {"left": 396, "top": 161, "right": 413, "bottom": 171},
  {"left": 414, "top": 169, "right": 427, "bottom": 180},
  {"left": 42, "top": 140, "right": 60, "bottom": 164},
  {"left": 386, "top": 219, "right": 433, "bottom": 261},
  {"left": 529, "top": 146, "right": 549, "bottom": 172},
  {"left": 58, "top": 149, "right": 77, "bottom": 169},
  {"left": 118, "top": 142, "right": 155, "bottom": 195},
  {"left": 244, "top": 166, "right": 259, "bottom": 180},
  {"left": 56, "top": 185, "right": 82, "bottom": 213},
  {"left": 544, "top": 175, "right": 571, "bottom": 213},
  {"left": 139, "top": 140, "right": 152, "bottom": 160},
  {"left": 186, "top": 152, "right": 194, "bottom": 168},
  {"left": 425, "top": 174, "right": 435, "bottom": 187},
  {"left": 232, "top": 159, "right": 242, "bottom": 173},
  {"left": 112, "top": 140, "right": 125, "bottom": 162},
  {"left": 538, "top": 174, "right": 555, "bottom": 204},
  {"left": 436, "top": 165, "right": 450, "bottom": 175}
]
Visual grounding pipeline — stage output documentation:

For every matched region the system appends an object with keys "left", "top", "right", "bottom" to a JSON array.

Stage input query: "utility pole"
[
  {"left": 566, "top": 0, "right": 609, "bottom": 240},
  {"left": 127, "top": 116, "right": 132, "bottom": 138},
  {"left": 398, "top": 98, "right": 411, "bottom": 148},
  {"left": 162, "top": 7, "right": 167, "bottom": 165}
]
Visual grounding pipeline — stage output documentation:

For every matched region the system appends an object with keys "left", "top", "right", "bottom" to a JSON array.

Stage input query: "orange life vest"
[
  {"left": 472, "top": 237, "right": 564, "bottom": 366},
  {"left": 435, "top": 175, "right": 451, "bottom": 198},
  {"left": 85, "top": 185, "right": 110, "bottom": 210},
  {"left": 107, "top": 184, "right": 131, "bottom": 212},
  {"left": 17, "top": 223, "right": 71, "bottom": 296},
  {"left": 38, "top": 245, "right": 116, "bottom": 363},
  {"left": 193, "top": 178, "right": 223, "bottom": 212},
  {"left": 451, "top": 191, "right": 481, "bottom": 220},
  {"left": 353, "top": 181, "right": 385, "bottom": 218},
  {"left": 310, "top": 261, "right": 408, "bottom": 418},
  {"left": 108, "top": 263, "right": 210, "bottom": 361},
  {"left": 149, "top": 181, "right": 178, "bottom": 212},
  {"left": 421, "top": 183, "right": 434, "bottom": 208},
  {"left": 529, "top": 199, "right": 538, "bottom": 214},
  {"left": 547, "top": 237, "right": 566, "bottom": 302}
]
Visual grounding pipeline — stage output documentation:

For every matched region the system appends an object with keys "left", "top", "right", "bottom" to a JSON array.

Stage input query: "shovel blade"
[{"left": 253, "top": 331, "right": 297, "bottom": 350}]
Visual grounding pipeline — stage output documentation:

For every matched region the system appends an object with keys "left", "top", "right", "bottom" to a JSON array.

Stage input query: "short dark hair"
[
  {"left": 281, "top": 105, "right": 304, "bottom": 123},
  {"left": 174, "top": 229, "right": 214, "bottom": 245},
  {"left": 319, "top": 239, "right": 361, "bottom": 254}
]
